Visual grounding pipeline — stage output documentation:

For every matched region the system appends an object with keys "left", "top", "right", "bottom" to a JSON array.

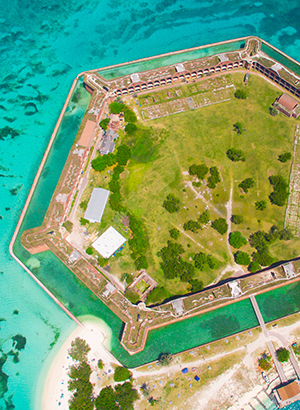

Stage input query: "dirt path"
[{"left": 185, "top": 181, "right": 223, "bottom": 217}]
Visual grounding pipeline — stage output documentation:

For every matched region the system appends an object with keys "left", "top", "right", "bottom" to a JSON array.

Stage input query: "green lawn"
[{"left": 85, "top": 73, "right": 300, "bottom": 298}]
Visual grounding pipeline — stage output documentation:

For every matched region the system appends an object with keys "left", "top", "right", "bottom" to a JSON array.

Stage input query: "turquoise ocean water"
[{"left": 1, "top": 1, "right": 300, "bottom": 409}]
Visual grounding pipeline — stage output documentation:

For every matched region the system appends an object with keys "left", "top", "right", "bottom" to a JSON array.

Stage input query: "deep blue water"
[{"left": 1, "top": 1, "right": 300, "bottom": 409}]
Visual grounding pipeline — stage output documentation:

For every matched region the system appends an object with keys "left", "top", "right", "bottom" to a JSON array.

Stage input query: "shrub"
[
  {"left": 258, "top": 353, "right": 272, "bottom": 370},
  {"left": 97, "top": 359, "right": 103, "bottom": 369},
  {"left": 255, "top": 200, "right": 267, "bottom": 211},
  {"left": 278, "top": 152, "right": 292, "bottom": 163},
  {"left": 211, "top": 218, "right": 228, "bottom": 235},
  {"left": 269, "top": 106, "right": 278, "bottom": 116},
  {"left": 163, "top": 194, "right": 180, "bottom": 213},
  {"left": 169, "top": 228, "right": 180, "bottom": 239},
  {"left": 158, "top": 353, "right": 173, "bottom": 366},
  {"left": 234, "top": 251, "right": 251, "bottom": 265},
  {"left": 134, "top": 255, "right": 148, "bottom": 270},
  {"left": 188, "top": 163, "right": 209, "bottom": 180},
  {"left": 231, "top": 214, "right": 243, "bottom": 224},
  {"left": 116, "top": 144, "right": 131, "bottom": 166},
  {"left": 235, "top": 89, "right": 247, "bottom": 99},
  {"left": 124, "top": 289, "right": 140, "bottom": 304},
  {"left": 226, "top": 148, "right": 246, "bottom": 162},
  {"left": 229, "top": 231, "right": 247, "bottom": 249},
  {"left": 113, "top": 366, "right": 132, "bottom": 382},
  {"left": 62, "top": 220, "right": 73, "bottom": 233},
  {"left": 238, "top": 178, "right": 255, "bottom": 193},
  {"left": 80, "top": 217, "right": 89, "bottom": 226},
  {"left": 86, "top": 247, "right": 93, "bottom": 255},
  {"left": 276, "top": 347, "right": 290, "bottom": 363},
  {"left": 79, "top": 200, "right": 88, "bottom": 211},
  {"left": 99, "top": 118, "right": 110, "bottom": 131}
]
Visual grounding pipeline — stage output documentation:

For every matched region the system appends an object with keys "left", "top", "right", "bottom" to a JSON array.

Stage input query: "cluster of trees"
[
  {"left": 207, "top": 166, "right": 221, "bottom": 189},
  {"left": 92, "top": 144, "right": 131, "bottom": 173},
  {"left": 235, "top": 89, "right": 247, "bottom": 99},
  {"left": 68, "top": 338, "right": 93, "bottom": 410},
  {"left": 113, "top": 366, "right": 132, "bottom": 382},
  {"left": 183, "top": 210, "right": 210, "bottom": 233},
  {"left": 95, "top": 382, "right": 139, "bottom": 410},
  {"left": 109, "top": 164, "right": 125, "bottom": 212},
  {"left": 269, "top": 175, "right": 289, "bottom": 206},
  {"left": 193, "top": 252, "right": 218, "bottom": 270},
  {"left": 189, "top": 164, "right": 220, "bottom": 189},
  {"left": 278, "top": 152, "right": 292, "bottom": 163},
  {"left": 229, "top": 231, "right": 247, "bottom": 249},
  {"left": 238, "top": 178, "right": 255, "bottom": 193},
  {"left": 163, "top": 194, "right": 180, "bottom": 213},
  {"left": 157, "top": 241, "right": 194, "bottom": 283},
  {"left": 226, "top": 148, "right": 246, "bottom": 162},
  {"left": 248, "top": 226, "right": 292, "bottom": 268},
  {"left": 146, "top": 286, "right": 171, "bottom": 305},
  {"left": 127, "top": 213, "right": 149, "bottom": 270},
  {"left": 109, "top": 101, "right": 137, "bottom": 123},
  {"left": 211, "top": 218, "right": 228, "bottom": 235}
]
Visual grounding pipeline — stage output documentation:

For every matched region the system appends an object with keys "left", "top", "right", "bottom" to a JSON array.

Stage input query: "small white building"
[{"left": 92, "top": 226, "right": 126, "bottom": 258}]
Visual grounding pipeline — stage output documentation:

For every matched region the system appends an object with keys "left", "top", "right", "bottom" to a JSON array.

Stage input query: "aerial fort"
[{"left": 12, "top": 36, "right": 300, "bottom": 355}]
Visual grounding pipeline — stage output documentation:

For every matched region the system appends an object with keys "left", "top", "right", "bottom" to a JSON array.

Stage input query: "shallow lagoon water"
[{"left": 2, "top": 0, "right": 300, "bottom": 408}]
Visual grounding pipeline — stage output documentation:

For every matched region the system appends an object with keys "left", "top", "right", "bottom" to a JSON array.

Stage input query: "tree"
[
  {"left": 125, "top": 123, "right": 137, "bottom": 135},
  {"left": 278, "top": 152, "right": 292, "bottom": 163},
  {"left": 234, "top": 251, "right": 251, "bottom": 265},
  {"left": 248, "top": 261, "right": 261, "bottom": 273},
  {"left": 269, "top": 175, "right": 289, "bottom": 206},
  {"left": 169, "top": 228, "right": 180, "bottom": 239},
  {"left": 134, "top": 255, "right": 148, "bottom": 270},
  {"left": 188, "top": 163, "right": 209, "bottom": 180},
  {"left": 189, "top": 279, "right": 204, "bottom": 292},
  {"left": 238, "top": 178, "right": 255, "bottom": 193},
  {"left": 124, "top": 108, "right": 137, "bottom": 123},
  {"left": 115, "top": 382, "right": 139, "bottom": 410},
  {"left": 86, "top": 246, "right": 93, "bottom": 255},
  {"left": 211, "top": 218, "right": 228, "bottom": 235},
  {"left": 146, "top": 287, "right": 170, "bottom": 305},
  {"left": 100, "top": 117, "right": 110, "bottom": 130},
  {"left": 255, "top": 200, "right": 267, "bottom": 211},
  {"left": 68, "top": 338, "right": 91, "bottom": 362},
  {"left": 231, "top": 214, "right": 243, "bottom": 225},
  {"left": 226, "top": 148, "right": 246, "bottom": 162},
  {"left": 258, "top": 352, "right": 272, "bottom": 370},
  {"left": 229, "top": 231, "right": 247, "bottom": 249},
  {"left": 198, "top": 210, "right": 210, "bottom": 224},
  {"left": 235, "top": 89, "right": 247, "bottom": 99},
  {"left": 158, "top": 352, "right": 173, "bottom": 366},
  {"left": 233, "top": 122, "right": 243, "bottom": 134},
  {"left": 116, "top": 144, "right": 131, "bottom": 166},
  {"left": 109, "top": 101, "right": 124, "bottom": 114},
  {"left": 97, "top": 359, "right": 103, "bottom": 369},
  {"left": 68, "top": 361, "right": 93, "bottom": 410},
  {"left": 194, "top": 252, "right": 208, "bottom": 270},
  {"left": 183, "top": 220, "right": 200, "bottom": 233},
  {"left": 163, "top": 194, "right": 180, "bottom": 213},
  {"left": 276, "top": 347, "right": 290, "bottom": 363},
  {"left": 113, "top": 366, "right": 132, "bottom": 382},
  {"left": 95, "top": 386, "right": 118, "bottom": 410}
]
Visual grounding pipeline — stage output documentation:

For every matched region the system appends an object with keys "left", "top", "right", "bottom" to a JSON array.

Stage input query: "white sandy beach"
[{"left": 41, "top": 315, "right": 120, "bottom": 410}]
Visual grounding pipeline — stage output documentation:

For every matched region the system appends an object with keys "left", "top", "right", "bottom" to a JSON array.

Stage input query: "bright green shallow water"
[
  {"left": 98, "top": 39, "right": 246, "bottom": 80},
  {"left": 261, "top": 43, "right": 300, "bottom": 77}
]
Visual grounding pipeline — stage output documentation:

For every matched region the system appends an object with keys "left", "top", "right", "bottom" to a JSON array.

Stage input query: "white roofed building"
[
  {"left": 84, "top": 188, "right": 109, "bottom": 223},
  {"left": 92, "top": 226, "right": 126, "bottom": 258}
]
